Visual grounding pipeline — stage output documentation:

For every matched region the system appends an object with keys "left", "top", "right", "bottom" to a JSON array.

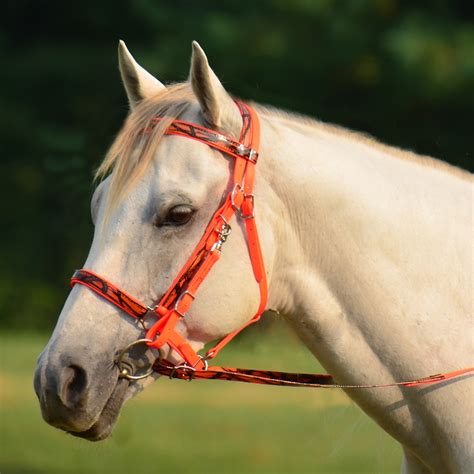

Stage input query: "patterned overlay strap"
[{"left": 154, "top": 363, "right": 474, "bottom": 389}]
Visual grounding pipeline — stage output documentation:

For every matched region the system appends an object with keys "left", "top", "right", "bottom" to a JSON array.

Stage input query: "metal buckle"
[
  {"left": 211, "top": 216, "right": 232, "bottom": 253},
  {"left": 240, "top": 194, "right": 255, "bottom": 220},
  {"left": 168, "top": 363, "right": 193, "bottom": 381},
  {"left": 167, "top": 355, "right": 209, "bottom": 381},
  {"left": 196, "top": 354, "right": 210, "bottom": 371},
  {"left": 248, "top": 149, "right": 258, "bottom": 163},
  {"left": 173, "top": 290, "right": 195, "bottom": 317},
  {"left": 235, "top": 143, "right": 259, "bottom": 163},
  {"left": 231, "top": 183, "right": 255, "bottom": 220},
  {"left": 136, "top": 305, "right": 158, "bottom": 331}
]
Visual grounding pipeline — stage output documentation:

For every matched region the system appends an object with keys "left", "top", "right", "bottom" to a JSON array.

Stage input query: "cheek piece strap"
[{"left": 70, "top": 101, "right": 473, "bottom": 389}]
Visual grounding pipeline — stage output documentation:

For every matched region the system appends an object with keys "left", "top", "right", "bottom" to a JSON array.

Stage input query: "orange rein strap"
[
  {"left": 71, "top": 269, "right": 474, "bottom": 389},
  {"left": 154, "top": 364, "right": 474, "bottom": 389}
]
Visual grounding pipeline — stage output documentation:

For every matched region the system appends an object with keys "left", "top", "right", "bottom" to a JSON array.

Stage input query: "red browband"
[{"left": 71, "top": 101, "right": 473, "bottom": 389}]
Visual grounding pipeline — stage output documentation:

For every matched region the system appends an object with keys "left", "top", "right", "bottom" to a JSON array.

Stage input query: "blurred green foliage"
[{"left": 1, "top": 1, "right": 472, "bottom": 330}]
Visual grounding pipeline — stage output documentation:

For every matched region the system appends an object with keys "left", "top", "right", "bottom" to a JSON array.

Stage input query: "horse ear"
[
  {"left": 118, "top": 40, "right": 165, "bottom": 109},
  {"left": 189, "top": 41, "right": 239, "bottom": 130}
]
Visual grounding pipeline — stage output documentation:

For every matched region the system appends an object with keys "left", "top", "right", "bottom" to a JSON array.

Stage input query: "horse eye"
[{"left": 162, "top": 205, "right": 195, "bottom": 226}]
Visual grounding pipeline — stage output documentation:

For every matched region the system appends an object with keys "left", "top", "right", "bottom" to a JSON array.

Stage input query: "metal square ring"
[{"left": 173, "top": 290, "right": 196, "bottom": 317}]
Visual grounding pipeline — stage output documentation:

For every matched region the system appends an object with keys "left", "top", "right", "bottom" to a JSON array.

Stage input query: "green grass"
[{"left": 0, "top": 327, "right": 401, "bottom": 473}]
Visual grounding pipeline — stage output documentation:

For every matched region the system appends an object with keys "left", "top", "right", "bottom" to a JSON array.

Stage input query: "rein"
[{"left": 71, "top": 101, "right": 473, "bottom": 390}]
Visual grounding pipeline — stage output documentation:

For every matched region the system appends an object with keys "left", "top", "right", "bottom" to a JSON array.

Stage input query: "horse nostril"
[
  {"left": 59, "top": 365, "right": 88, "bottom": 409},
  {"left": 33, "top": 366, "right": 42, "bottom": 400}
]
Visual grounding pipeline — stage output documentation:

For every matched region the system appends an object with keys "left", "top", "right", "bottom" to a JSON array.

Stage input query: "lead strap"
[{"left": 154, "top": 364, "right": 474, "bottom": 389}]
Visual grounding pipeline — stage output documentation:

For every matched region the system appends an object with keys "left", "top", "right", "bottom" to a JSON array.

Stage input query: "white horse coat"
[{"left": 34, "top": 42, "right": 473, "bottom": 473}]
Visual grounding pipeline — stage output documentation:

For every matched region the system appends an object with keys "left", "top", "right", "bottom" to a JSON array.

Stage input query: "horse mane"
[
  {"left": 255, "top": 104, "right": 472, "bottom": 182},
  {"left": 97, "top": 84, "right": 471, "bottom": 220},
  {"left": 96, "top": 82, "right": 195, "bottom": 217}
]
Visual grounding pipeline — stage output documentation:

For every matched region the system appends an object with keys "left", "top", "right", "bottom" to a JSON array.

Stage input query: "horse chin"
[
  {"left": 67, "top": 372, "right": 158, "bottom": 441},
  {"left": 69, "top": 377, "right": 130, "bottom": 442}
]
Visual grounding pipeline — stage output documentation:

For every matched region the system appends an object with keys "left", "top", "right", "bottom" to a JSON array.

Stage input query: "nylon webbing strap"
[
  {"left": 71, "top": 269, "right": 150, "bottom": 319},
  {"left": 154, "top": 364, "right": 474, "bottom": 389},
  {"left": 72, "top": 101, "right": 267, "bottom": 371}
]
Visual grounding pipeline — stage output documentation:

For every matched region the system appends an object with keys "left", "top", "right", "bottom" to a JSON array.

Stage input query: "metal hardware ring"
[
  {"left": 173, "top": 290, "right": 195, "bottom": 317},
  {"left": 116, "top": 338, "right": 155, "bottom": 381}
]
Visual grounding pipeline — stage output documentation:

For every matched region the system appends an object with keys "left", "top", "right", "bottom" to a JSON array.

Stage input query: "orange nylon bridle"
[
  {"left": 72, "top": 101, "right": 266, "bottom": 373},
  {"left": 70, "top": 101, "right": 473, "bottom": 390}
]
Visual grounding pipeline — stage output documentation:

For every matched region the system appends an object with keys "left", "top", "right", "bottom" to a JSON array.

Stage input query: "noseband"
[{"left": 70, "top": 101, "right": 473, "bottom": 390}]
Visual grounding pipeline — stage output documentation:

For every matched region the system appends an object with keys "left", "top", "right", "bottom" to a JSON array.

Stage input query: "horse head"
[{"left": 34, "top": 41, "right": 274, "bottom": 440}]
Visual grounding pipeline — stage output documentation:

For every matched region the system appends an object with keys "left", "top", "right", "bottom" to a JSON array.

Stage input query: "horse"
[{"left": 34, "top": 41, "right": 473, "bottom": 473}]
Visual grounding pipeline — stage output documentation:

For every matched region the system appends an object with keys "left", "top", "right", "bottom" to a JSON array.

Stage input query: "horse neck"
[{"left": 257, "top": 110, "right": 472, "bottom": 382}]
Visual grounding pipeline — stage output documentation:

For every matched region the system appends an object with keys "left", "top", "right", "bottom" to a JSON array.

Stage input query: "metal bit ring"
[{"left": 116, "top": 338, "right": 155, "bottom": 381}]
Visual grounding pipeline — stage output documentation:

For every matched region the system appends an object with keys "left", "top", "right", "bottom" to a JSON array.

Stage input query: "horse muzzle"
[{"left": 33, "top": 344, "right": 127, "bottom": 438}]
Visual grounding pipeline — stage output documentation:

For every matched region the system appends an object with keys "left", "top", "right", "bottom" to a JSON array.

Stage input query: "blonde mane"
[
  {"left": 256, "top": 104, "right": 471, "bottom": 182},
  {"left": 97, "top": 86, "right": 471, "bottom": 219},
  {"left": 96, "top": 82, "right": 195, "bottom": 215}
]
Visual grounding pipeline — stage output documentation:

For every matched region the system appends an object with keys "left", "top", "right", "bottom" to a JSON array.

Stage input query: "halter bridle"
[
  {"left": 70, "top": 100, "right": 473, "bottom": 390},
  {"left": 72, "top": 101, "right": 266, "bottom": 373}
]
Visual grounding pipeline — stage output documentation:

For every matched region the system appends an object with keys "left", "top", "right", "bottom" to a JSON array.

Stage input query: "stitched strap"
[
  {"left": 71, "top": 269, "right": 150, "bottom": 319},
  {"left": 71, "top": 270, "right": 474, "bottom": 389},
  {"left": 148, "top": 101, "right": 263, "bottom": 313},
  {"left": 203, "top": 102, "right": 268, "bottom": 360},
  {"left": 71, "top": 269, "right": 204, "bottom": 368},
  {"left": 72, "top": 101, "right": 267, "bottom": 371},
  {"left": 149, "top": 117, "right": 258, "bottom": 164},
  {"left": 141, "top": 101, "right": 267, "bottom": 364},
  {"left": 154, "top": 364, "right": 474, "bottom": 389}
]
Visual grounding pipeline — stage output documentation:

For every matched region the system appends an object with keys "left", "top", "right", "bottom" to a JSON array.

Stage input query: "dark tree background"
[{"left": 1, "top": 0, "right": 472, "bottom": 330}]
